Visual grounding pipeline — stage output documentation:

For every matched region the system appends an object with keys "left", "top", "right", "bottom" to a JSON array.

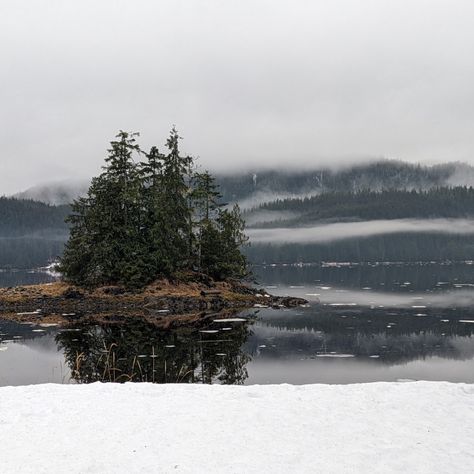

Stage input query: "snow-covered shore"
[{"left": 1, "top": 381, "right": 473, "bottom": 473}]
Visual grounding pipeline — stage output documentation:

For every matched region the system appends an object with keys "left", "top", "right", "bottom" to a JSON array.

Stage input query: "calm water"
[{"left": 1, "top": 263, "right": 474, "bottom": 386}]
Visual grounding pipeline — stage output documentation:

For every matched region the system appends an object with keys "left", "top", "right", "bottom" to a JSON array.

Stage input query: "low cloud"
[{"left": 247, "top": 219, "right": 474, "bottom": 244}]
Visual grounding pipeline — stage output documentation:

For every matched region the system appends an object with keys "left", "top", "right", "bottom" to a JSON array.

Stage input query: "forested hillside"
[
  {"left": 0, "top": 197, "right": 69, "bottom": 237},
  {"left": 245, "top": 234, "right": 474, "bottom": 264},
  {"left": 14, "top": 160, "right": 474, "bottom": 205},
  {"left": 245, "top": 187, "right": 474, "bottom": 227},
  {"left": 5, "top": 168, "right": 474, "bottom": 268},
  {"left": 217, "top": 160, "right": 474, "bottom": 204},
  {"left": 0, "top": 198, "right": 69, "bottom": 268}
]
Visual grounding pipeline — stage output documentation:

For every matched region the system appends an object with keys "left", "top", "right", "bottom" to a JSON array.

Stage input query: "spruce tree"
[
  {"left": 158, "top": 127, "right": 193, "bottom": 272},
  {"left": 60, "top": 128, "right": 249, "bottom": 288}
]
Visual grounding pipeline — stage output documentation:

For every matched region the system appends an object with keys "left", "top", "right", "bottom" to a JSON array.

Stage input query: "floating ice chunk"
[
  {"left": 213, "top": 318, "right": 247, "bottom": 323},
  {"left": 16, "top": 310, "right": 41, "bottom": 316},
  {"left": 316, "top": 353, "right": 355, "bottom": 358}
]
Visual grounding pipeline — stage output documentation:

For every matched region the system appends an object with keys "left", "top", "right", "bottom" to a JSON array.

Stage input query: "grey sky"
[{"left": 1, "top": 0, "right": 474, "bottom": 194}]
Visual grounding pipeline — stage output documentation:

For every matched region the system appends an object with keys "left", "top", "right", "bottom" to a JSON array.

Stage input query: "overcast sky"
[{"left": 1, "top": 0, "right": 474, "bottom": 194}]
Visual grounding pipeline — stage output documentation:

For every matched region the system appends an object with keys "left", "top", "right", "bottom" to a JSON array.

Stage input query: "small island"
[{"left": 0, "top": 129, "right": 306, "bottom": 325}]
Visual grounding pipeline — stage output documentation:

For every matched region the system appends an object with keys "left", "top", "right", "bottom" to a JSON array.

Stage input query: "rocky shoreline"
[{"left": 0, "top": 278, "right": 308, "bottom": 326}]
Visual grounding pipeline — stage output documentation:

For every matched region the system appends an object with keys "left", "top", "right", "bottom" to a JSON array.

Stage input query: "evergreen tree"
[
  {"left": 60, "top": 131, "right": 146, "bottom": 286},
  {"left": 60, "top": 129, "right": 249, "bottom": 288},
  {"left": 158, "top": 128, "right": 193, "bottom": 272}
]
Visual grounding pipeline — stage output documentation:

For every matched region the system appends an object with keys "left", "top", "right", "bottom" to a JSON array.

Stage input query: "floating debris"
[
  {"left": 459, "top": 320, "right": 474, "bottom": 324},
  {"left": 39, "top": 323, "right": 58, "bottom": 328},
  {"left": 253, "top": 304, "right": 269, "bottom": 308},
  {"left": 0, "top": 346, "right": 8, "bottom": 352},
  {"left": 369, "top": 355, "right": 380, "bottom": 358},
  {"left": 32, "top": 329, "right": 46, "bottom": 333},
  {"left": 199, "top": 330, "right": 219, "bottom": 334},
  {"left": 165, "top": 345, "right": 176, "bottom": 348}
]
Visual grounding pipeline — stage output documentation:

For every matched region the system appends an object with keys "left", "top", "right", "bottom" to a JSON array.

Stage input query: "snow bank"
[{"left": 0, "top": 382, "right": 473, "bottom": 473}]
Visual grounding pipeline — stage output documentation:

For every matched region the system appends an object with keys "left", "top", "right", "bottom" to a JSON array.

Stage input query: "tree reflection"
[{"left": 56, "top": 317, "right": 253, "bottom": 385}]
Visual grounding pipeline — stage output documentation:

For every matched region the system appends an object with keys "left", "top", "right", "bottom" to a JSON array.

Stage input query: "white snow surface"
[{"left": 1, "top": 381, "right": 473, "bottom": 473}]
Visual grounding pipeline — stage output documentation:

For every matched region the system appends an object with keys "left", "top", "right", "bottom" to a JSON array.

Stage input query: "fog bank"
[{"left": 247, "top": 219, "right": 474, "bottom": 244}]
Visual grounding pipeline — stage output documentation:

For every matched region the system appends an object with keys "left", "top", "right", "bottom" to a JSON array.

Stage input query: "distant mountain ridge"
[
  {"left": 12, "top": 159, "right": 474, "bottom": 206},
  {"left": 14, "top": 180, "right": 90, "bottom": 205}
]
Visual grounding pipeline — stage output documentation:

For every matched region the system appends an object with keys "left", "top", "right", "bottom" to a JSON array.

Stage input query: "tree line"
[
  {"left": 217, "top": 159, "right": 471, "bottom": 202},
  {"left": 0, "top": 197, "right": 69, "bottom": 237},
  {"left": 59, "top": 129, "right": 248, "bottom": 288},
  {"left": 246, "top": 233, "right": 474, "bottom": 264},
  {"left": 246, "top": 187, "right": 474, "bottom": 227}
]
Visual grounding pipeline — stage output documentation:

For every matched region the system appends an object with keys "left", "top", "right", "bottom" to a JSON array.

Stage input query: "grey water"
[{"left": 1, "top": 262, "right": 474, "bottom": 386}]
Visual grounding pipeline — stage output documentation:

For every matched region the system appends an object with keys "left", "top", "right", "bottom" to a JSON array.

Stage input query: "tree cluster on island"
[{"left": 59, "top": 129, "right": 248, "bottom": 288}]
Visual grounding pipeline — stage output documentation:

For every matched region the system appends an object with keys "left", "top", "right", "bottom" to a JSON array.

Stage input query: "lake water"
[{"left": 1, "top": 262, "right": 474, "bottom": 386}]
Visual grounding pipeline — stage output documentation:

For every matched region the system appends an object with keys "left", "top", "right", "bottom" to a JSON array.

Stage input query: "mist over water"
[{"left": 247, "top": 218, "right": 474, "bottom": 244}]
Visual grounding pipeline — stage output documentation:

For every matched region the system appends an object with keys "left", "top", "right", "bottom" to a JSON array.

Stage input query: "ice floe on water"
[{"left": 213, "top": 318, "right": 247, "bottom": 323}]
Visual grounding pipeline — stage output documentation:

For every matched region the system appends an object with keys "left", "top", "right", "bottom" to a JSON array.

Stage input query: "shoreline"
[{"left": 0, "top": 278, "right": 308, "bottom": 326}]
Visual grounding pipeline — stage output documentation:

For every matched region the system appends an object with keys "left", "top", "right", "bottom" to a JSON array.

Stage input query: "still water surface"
[{"left": 1, "top": 262, "right": 474, "bottom": 386}]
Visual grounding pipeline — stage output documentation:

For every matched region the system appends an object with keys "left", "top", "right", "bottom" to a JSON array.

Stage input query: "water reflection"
[
  {"left": 56, "top": 318, "right": 253, "bottom": 385},
  {"left": 1, "top": 262, "right": 474, "bottom": 385}
]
